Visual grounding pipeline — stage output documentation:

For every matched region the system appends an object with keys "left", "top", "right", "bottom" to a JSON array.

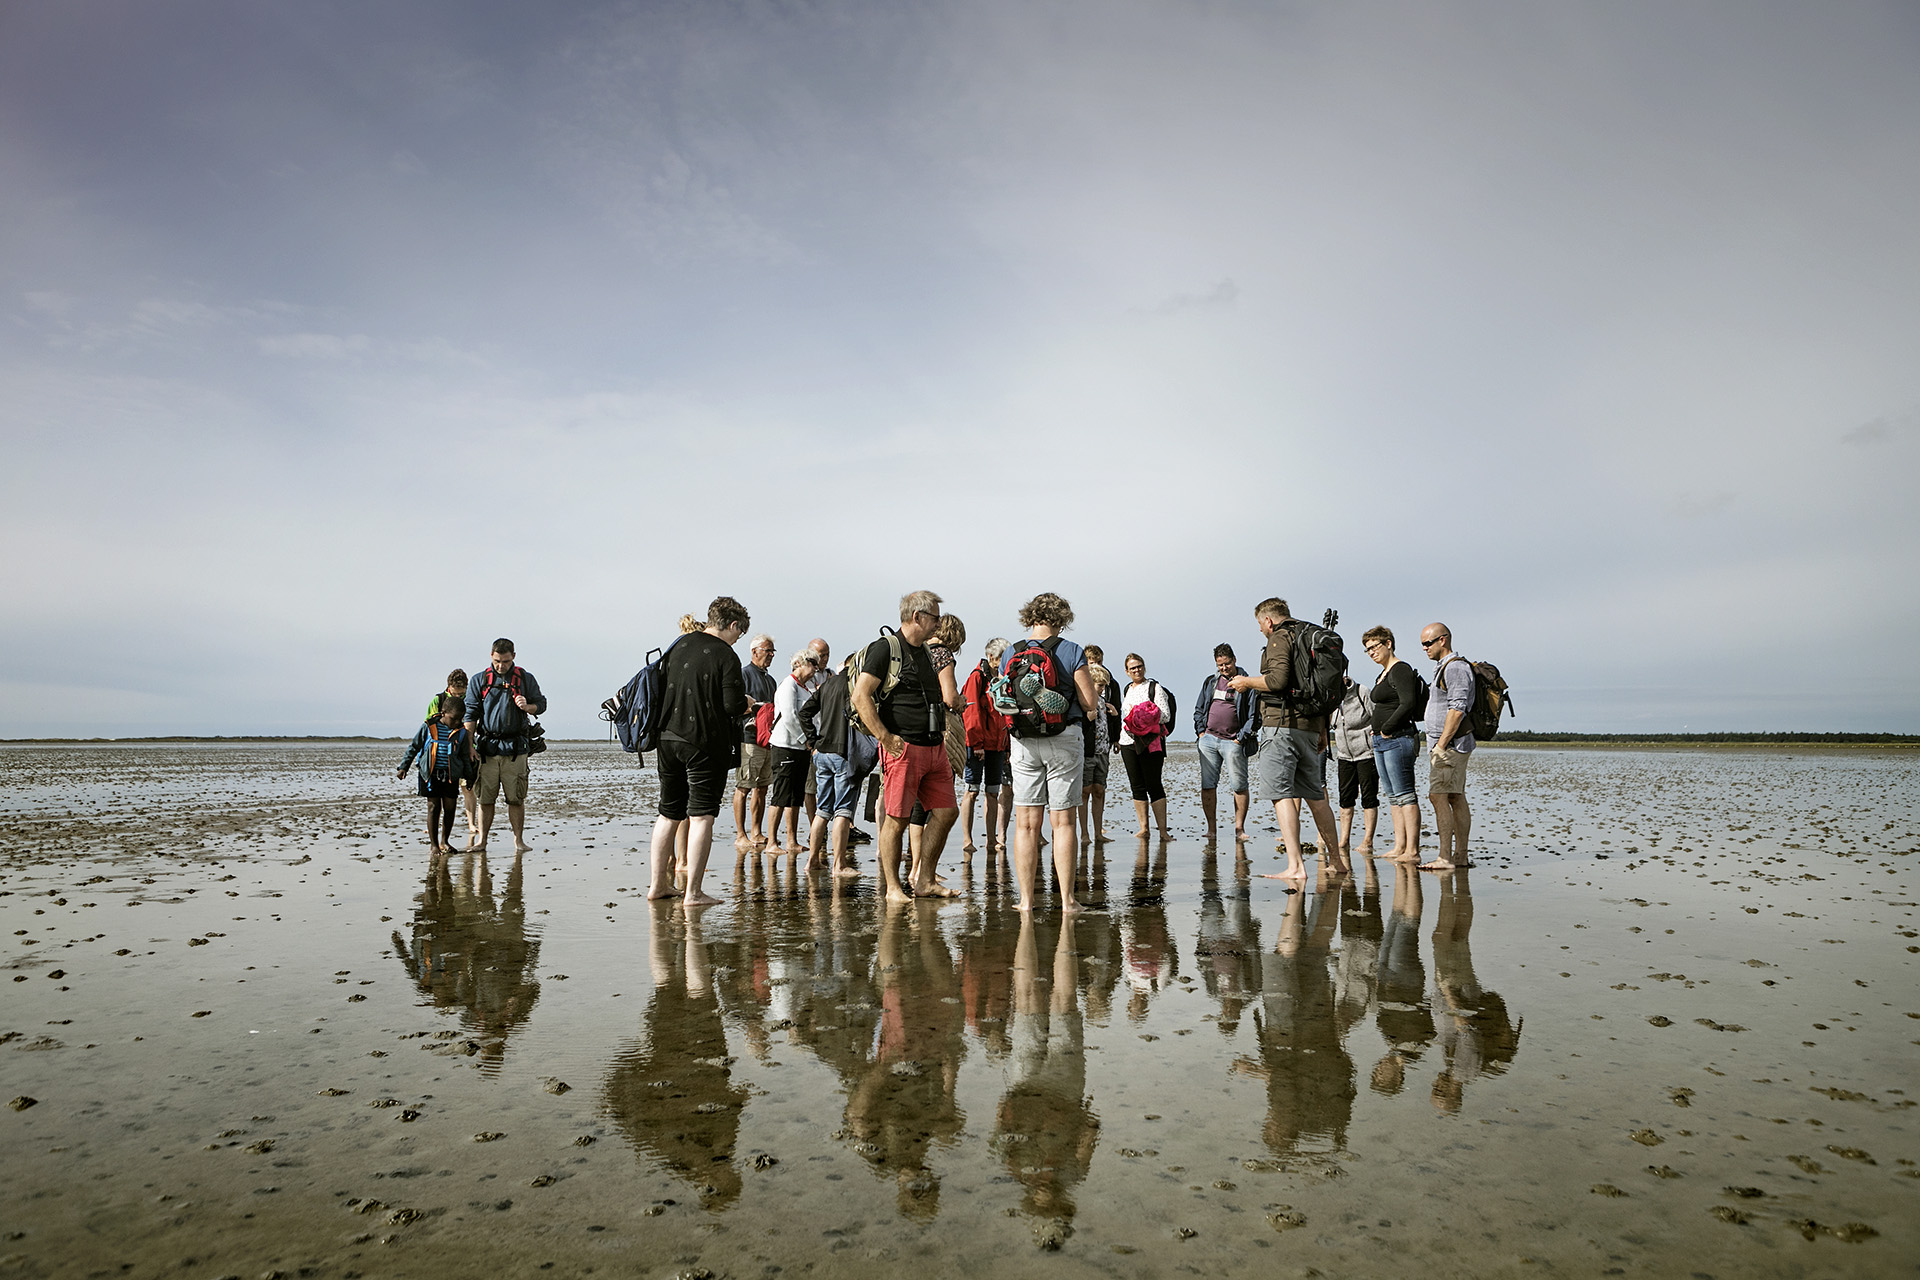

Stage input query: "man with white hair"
[{"left": 733, "top": 633, "right": 777, "bottom": 850}]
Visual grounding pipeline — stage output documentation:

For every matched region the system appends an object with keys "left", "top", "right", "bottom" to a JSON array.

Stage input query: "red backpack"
[
  {"left": 753, "top": 701, "right": 776, "bottom": 748},
  {"left": 1001, "top": 637, "right": 1072, "bottom": 738}
]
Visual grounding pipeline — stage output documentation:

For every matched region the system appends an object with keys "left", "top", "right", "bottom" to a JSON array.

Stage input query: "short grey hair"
[
  {"left": 984, "top": 637, "right": 1009, "bottom": 666},
  {"left": 789, "top": 650, "right": 817, "bottom": 674},
  {"left": 749, "top": 633, "right": 776, "bottom": 652},
  {"left": 899, "top": 589, "right": 943, "bottom": 623}
]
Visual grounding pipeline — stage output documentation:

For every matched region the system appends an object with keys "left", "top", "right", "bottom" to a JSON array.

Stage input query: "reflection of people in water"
[
  {"left": 1371, "top": 861, "right": 1436, "bottom": 1095},
  {"left": 841, "top": 906, "right": 968, "bottom": 1218},
  {"left": 602, "top": 905, "right": 747, "bottom": 1209},
  {"left": 1194, "top": 844, "right": 1262, "bottom": 1036},
  {"left": 392, "top": 850, "right": 541, "bottom": 1067},
  {"left": 996, "top": 916, "right": 1099, "bottom": 1245},
  {"left": 1123, "top": 842, "right": 1177, "bottom": 1024},
  {"left": 1428, "top": 870, "right": 1521, "bottom": 1112},
  {"left": 1239, "top": 872, "right": 1354, "bottom": 1157},
  {"left": 1333, "top": 862, "right": 1383, "bottom": 1036}
]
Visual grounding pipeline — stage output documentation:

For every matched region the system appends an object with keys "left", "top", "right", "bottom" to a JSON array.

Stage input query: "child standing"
[
  {"left": 425, "top": 670, "right": 478, "bottom": 846},
  {"left": 399, "top": 701, "right": 470, "bottom": 852}
]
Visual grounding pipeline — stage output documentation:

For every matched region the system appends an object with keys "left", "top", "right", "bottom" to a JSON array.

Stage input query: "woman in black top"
[{"left": 1363, "top": 626, "right": 1423, "bottom": 865}]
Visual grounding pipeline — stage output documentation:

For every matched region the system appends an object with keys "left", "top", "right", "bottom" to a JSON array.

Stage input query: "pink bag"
[{"left": 1124, "top": 698, "right": 1164, "bottom": 750}]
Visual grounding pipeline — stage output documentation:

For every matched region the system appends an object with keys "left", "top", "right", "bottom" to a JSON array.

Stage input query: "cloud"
[
  {"left": 1842, "top": 406, "right": 1919, "bottom": 446},
  {"left": 1151, "top": 278, "right": 1239, "bottom": 316}
]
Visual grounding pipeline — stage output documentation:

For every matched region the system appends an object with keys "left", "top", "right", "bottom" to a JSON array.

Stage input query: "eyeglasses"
[{"left": 1421, "top": 636, "right": 1446, "bottom": 648}]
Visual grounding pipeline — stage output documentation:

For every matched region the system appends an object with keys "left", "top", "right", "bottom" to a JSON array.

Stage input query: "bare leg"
[
  {"left": 878, "top": 813, "right": 912, "bottom": 903},
  {"left": 1272, "top": 799, "right": 1307, "bottom": 879},
  {"left": 982, "top": 789, "right": 999, "bottom": 854},
  {"left": 998, "top": 785, "right": 1014, "bottom": 851},
  {"left": 912, "top": 808, "right": 960, "bottom": 896},
  {"left": 831, "top": 816, "right": 859, "bottom": 875},
  {"left": 462, "top": 783, "right": 480, "bottom": 844},
  {"left": 1051, "top": 808, "right": 1081, "bottom": 911},
  {"left": 1338, "top": 807, "right": 1355, "bottom": 854},
  {"left": 1133, "top": 798, "right": 1150, "bottom": 838},
  {"left": 1201, "top": 787, "right": 1219, "bottom": 842},
  {"left": 1012, "top": 805, "right": 1045, "bottom": 911},
  {"left": 961, "top": 789, "right": 978, "bottom": 852},
  {"left": 647, "top": 816, "right": 685, "bottom": 899},
  {"left": 765, "top": 806, "right": 791, "bottom": 856},
  {"left": 784, "top": 803, "right": 802, "bottom": 854},
  {"left": 477, "top": 802, "right": 495, "bottom": 851},
  {"left": 1232, "top": 790, "right": 1249, "bottom": 839},
  {"left": 675, "top": 822, "right": 689, "bottom": 875},
  {"left": 1151, "top": 796, "right": 1170, "bottom": 840},
  {"left": 1359, "top": 806, "right": 1378, "bottom": 856},
  {"left": 1422, "top": 791, "right": 1458, "bottom": 869},
  {"left": 750, "top": 787, "right": 768, "bottom": 848},
  {"left": 732, "top": 787, "right": 750, "bottom": 845},
  {"left": 507, "top": 801, "right": 530, "bottom": 854},
  {"left": 680, "top": 815, "right": 721, "bottom": 905},
  {"left": 436, "top": 796, "right": 457, "bottom": 850},
  {"left": 1305, "top": 798, "right": 1346, "bottom": 873},
  {"left": 1090, "top": 786, "right": 1106, "bottom": 843}
]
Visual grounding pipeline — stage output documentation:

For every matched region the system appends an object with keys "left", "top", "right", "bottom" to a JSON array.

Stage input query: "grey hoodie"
[{"left": 1329, "top": 681, "right": 1375, "bottom": 762}]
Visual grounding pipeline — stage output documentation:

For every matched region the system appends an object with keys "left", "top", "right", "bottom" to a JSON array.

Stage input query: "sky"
[{"left": 4, "top": 0, "right": 1918, "bottom": 739}]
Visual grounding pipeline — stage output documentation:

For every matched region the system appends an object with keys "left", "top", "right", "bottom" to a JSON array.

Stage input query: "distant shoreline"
[{"left": 3, "top": 731, "right": 1914, "bottom": 749}]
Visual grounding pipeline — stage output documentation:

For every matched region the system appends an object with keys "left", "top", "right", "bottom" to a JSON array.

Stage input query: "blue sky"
[{"left": 4, "top": 0, "right": 1918, "bottom": 737}]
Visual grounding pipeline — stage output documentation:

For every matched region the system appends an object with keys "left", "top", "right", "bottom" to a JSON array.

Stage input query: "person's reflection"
[
  {"left": 783, "top": 886, "right": 882, "bottom": 1084},
  {"left": 1236, "top": 871, "right": 1353, "bottom": 1158},
  {"left": 1195, "top": 844, "right": 1262, "bottom": 1036},
  {"left": 1123, "top": 842, "right": 1177, "bottom": 1024},
  {"left": 602, "top": 905, "right": 747, "bottom": 1210},
  {"left": 840, "top": 906, "right": 967, "bottom": 1218},
  {"left": 1371, "top": 861, "right": 1436, "bottom": 1095},
  {"left": 995, "top": 916, "right": 1099, "bottom": 1246},
  {"left": 1334, "top": 861, "right": 1383, "bottom": 1035},
  {"left": 1428, "top": 871, "right": 1522, "bottom": 1112},
  {"left": 392, "top": 850, "right": 541, "bottom": 1067}
]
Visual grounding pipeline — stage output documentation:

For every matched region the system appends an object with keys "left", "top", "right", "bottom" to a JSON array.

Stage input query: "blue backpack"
[{"left": 601, "top": 638, "right": 680, "bottom": 756}]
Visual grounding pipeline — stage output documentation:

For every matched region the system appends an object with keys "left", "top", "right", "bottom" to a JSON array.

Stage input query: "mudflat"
[{"left": 2, "top": 741, "right": 1915, "bottom": 1279}]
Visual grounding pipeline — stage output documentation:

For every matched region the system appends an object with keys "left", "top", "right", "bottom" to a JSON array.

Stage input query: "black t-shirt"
[{"left": 860, "top": 635, "right": 944, "bottom": 747}]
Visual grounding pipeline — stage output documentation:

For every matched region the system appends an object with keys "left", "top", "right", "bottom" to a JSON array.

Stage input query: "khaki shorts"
[
  {"left": 1428, "top": 744, "right": 1471, "bottom": 796},
  {"left": 737, "top": 742, "right": 773, "bottom": 790},
  {"left": 476, "top": 752, "right": 530, "bottom": 806}
]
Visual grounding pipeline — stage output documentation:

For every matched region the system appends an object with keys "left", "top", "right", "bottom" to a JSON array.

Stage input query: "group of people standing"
[
  {"left": 604, "top": 592, "right": 1481, "bottom": 911},
  {"left": 396, "top": 637, "right": 547, "bottom": 855}
]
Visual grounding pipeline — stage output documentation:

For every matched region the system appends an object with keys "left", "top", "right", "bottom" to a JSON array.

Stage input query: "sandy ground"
[{"left": 1, "top": 740, "right": 1915, "bottom": 1279}]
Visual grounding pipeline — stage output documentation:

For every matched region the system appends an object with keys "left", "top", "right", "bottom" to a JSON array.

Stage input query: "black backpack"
[{"left": 1273, "top": 619, "right": 1347, "bottom": 718}]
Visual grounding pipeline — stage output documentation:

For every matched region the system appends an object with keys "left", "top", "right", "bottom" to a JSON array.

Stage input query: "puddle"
[{"left": 2, "top": 741, "right": 1915, "bottom": 1277}]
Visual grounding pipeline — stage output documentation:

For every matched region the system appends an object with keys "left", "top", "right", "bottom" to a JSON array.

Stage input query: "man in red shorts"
[{"left": 852, "top": 589, "right": 959, "bottom": 904}]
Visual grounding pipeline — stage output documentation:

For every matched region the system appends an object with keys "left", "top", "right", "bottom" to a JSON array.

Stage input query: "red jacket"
[{"left": 960, "top": 661, "right": 1009, "bottom": 752}]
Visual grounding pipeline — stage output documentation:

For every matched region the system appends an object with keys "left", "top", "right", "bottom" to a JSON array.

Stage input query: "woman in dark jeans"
[{"left": 1363, "top": 626, "right": 1423, "bottom": 864}]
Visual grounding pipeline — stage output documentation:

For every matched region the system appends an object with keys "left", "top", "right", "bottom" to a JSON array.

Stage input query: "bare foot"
[
  {"left": 683, "top": 890, "right": 724, "bottom": 907},
  {"left": 1157, "top": 828, "right": 1172, "bottom": 841},
  {"left": 766, "top": 844, "right": 790, "bottom": 858},
  {"left": 1356, "top": 842, "right": 1374, "bottom": 857},
  {"left": 1061, "top": 898, "right": 1084, "bottom": 915},
  {"left": 1013, "top": 897, "right": 1034, "bottom": 913},
  {"left": 915, "top": 881, "right": 961, "bottom": 899},
  {"left": 885, "top": 887, "right": 915, "bottom": 905},
  {"left": 962, "top": 841, "right": 977, "bottom": 853},
  {"left": 835, "top": 864, "right": 863, "bottom": 878},
  {"left": 646, "top": 885, "right": 678, "bottom": 900},
  {"left": 1417, "top": 859, "right": 1460, "bottom": 872},
  {"left": 514, "top": 841, "right": 532, "bottom": 854}
]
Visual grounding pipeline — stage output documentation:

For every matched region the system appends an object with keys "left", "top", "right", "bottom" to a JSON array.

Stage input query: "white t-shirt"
[{"left": 1118, "top": 679, "right": 1174, "bottom": 747}]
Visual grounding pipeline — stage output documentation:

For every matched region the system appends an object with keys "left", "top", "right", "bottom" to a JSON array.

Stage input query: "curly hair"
[
  {"left": 446, "top": 668, "right": 468, "bottom": 690},
  {"left": 1017, "top": 592, "right": 1074, "bottom": 631},
  {"left": 933, "top": 613, "right": 966, "bottom": 650},
  {"left": 707, "top": 596, "right": 751, "bottom": 631},
  {"left": 677, "top": 613, "right": 703, "bottom": 635}
]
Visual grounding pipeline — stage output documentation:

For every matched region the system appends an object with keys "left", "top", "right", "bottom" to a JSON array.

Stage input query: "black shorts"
[
  {"left": 769, "top": 745, "right": 810, "bottom": 809},
  {"left": 1337, "top": 756, "right": 1379, "bottom": 810},
  {"left": 657, "top": 738, "right": 731, "bottom": 820}
]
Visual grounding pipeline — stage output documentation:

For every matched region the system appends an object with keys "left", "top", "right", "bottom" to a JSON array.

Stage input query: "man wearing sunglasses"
[{"left": 1419, "top": 623, "right": 1473, "bottom": 870}]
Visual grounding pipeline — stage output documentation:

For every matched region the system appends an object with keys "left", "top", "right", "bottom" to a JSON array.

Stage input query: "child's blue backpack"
[{"left": 601, "top": 639, "right": 680, "bottom": 756}]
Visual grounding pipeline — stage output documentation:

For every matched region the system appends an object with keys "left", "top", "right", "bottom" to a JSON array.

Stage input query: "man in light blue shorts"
[
  {"left": 1000, "top": 592, "right": 1101, "bottom": 915},
  {"left": 1194, "top": 642, "right": 1259, "bottom": 844}
]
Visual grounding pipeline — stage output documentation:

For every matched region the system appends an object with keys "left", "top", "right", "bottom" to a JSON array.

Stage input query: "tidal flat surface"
[{"left": 2, "top": 741, "right": 1916, "bottom": 1280}]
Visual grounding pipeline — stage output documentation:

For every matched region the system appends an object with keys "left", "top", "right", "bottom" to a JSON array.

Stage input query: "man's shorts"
[
  {"left": 880, "top": 741, "right": 956, "bottom": 819},
  {"left": 1197, "top": 734, "right": 1249, "bottom": 794},
  {"left": 1082, "top": 751, "right": 1109, "bottom": 790},
  {"left": 963, "top": 749, "right": 1008, "bottom": 792},
  {"left": 1254, "top": 727, "right": 1325, "bottom": 803},
  {"left": 736, "top": 741, "right": 772, "bottom": 790},
  {"left": 1010, "top": 724, "right": 1085, "bottom": 811},
  {"left": 1428, "top": 743, "right": 1472, "bottom": 796},
  {"left": 476, "top": 752, "right": 530, "bottom": 806}
]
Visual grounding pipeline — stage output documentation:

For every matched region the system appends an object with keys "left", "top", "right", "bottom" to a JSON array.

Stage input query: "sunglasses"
[{"left": 1421, "top": 637, "right": 1446, "bottom": 647}]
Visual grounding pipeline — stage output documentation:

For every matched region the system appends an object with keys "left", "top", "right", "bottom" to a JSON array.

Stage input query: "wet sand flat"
[{"left": 2, "top": 741, "right": 1916, "bottom": 1278}]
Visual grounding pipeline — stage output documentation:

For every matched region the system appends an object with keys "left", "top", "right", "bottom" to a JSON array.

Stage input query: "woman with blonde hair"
[{"left": 1078, "top": 662, "right": 1113, "bottom": 843}]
